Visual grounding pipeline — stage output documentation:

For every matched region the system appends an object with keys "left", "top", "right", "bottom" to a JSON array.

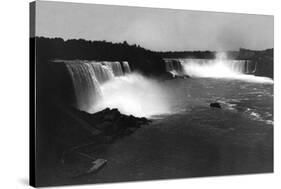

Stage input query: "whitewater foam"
[
  {"left": 165, "top": 52, "right": 273, "bottom": 84},
  {"left": 180, "top": 58, "right": 273, "bottom": 84},
  {"left": 93, "top": 73, "right": 171, "bottom": 117}
]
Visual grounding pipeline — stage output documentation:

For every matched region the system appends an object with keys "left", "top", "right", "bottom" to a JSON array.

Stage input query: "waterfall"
[
  {"left": 64, "top": 60, "right": 131, "bottom": 111},
  {"left": 163, "top": 51, "right": 265, "bottom": 82},
  {"left": 103, "top": 61, "right": 124, "bottom": 76},
  {"left": 89, "top": 62, "right": 114, "bottom": 83},
  {"left": 65, "top": 62, "right": 102, "bottom": 111},
  {"left": 164, "top": 59, "right": 184, "bottom": 77},
  {"left": 177, "top": 58, "right": 254, "bottom": 78},
  {"left": 163, "top": 52, "right": 272, "bottom": 83},
  {"left": 122, "top": 61, "right": 131, "bottom": 73}
]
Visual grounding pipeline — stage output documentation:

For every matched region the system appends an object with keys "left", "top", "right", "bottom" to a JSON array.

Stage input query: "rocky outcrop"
[
  {"left": 56, "top": 106, "right": 151, "bottom": 147},
  {"left": 49, "top": 106, "right": 151, "bottom": 162},
  {"left": 72, "top": 107, "right": 151, "bottom": 138},
  {"left": 210, "top": 102, "right": 221, "bottom": 109}
]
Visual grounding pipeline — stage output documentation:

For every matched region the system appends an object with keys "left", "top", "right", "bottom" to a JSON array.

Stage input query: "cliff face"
[{"left": 238, "top": 48, "right": 273, "bottom": 79}]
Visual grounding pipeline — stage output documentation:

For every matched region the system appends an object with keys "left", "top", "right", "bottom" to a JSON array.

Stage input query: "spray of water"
[
  {"left": 181, "top": 52, "right": 273, "bottom": 84},
  {"left": 92, "top": 73, "right": 171, "bottom": 117}
]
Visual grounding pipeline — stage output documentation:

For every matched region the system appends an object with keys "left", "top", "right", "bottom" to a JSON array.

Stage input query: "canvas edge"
[{"left": 29, "top": 1, "right": 36, "bottom": 187}]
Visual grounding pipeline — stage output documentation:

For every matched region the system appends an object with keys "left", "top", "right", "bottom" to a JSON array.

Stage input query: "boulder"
[{"left": 210, "top": 102, "right": 221, "bottom": 109}]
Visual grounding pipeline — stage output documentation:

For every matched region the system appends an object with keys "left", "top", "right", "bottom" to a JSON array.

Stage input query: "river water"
[
  {"left": 162, "top": 77, "right": 273, "bottom": 125},
  {"left": 64, "top": 76, "right": 273, "bottom": 184}
]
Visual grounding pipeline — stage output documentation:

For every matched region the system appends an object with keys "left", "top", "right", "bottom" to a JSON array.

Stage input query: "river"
[{"left": 64, "top": 76, "right": 273, "bottom": 184}]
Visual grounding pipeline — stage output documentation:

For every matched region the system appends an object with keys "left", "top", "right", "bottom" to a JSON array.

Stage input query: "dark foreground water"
[{"left": 42, "top": 77, "right": 273, "bottom": 185}]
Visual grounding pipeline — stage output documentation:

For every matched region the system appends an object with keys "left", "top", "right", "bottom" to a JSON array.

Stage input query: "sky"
[{"left": 35, "top": 1, "right": 274, "bottom": 51}]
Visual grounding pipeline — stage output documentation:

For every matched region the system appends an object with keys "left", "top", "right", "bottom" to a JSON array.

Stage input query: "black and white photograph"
[{"left": 30, "top": 1, "right": 273, "bottom": 187}]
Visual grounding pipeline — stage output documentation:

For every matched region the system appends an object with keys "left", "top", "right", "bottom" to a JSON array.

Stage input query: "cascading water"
[
  {"left": 65, "top": 60, "right": 129, "bottom": 112},
  {"left": 179, "top": 58, "right": 248, "bottom": 77},
  {"left": 65, "top": 61, "right": 102, "bottom": 111},
  {"left": 164, "top": 52, "right": 273, "bottom": 83},
  {"left": 165, "top": 59, "right": 184, "bottom": 77},
  {"left": 102, "top": 61, "right": 124, "bottom": 76},
  {"left": 64, "top": 60, "right": 170, "bottom": 117},
  {"left": 122, "top": 61, "right": 131, "bottom": 73},
  {"left": 89, "top": 62, "right": 114, "bottom": 83}
]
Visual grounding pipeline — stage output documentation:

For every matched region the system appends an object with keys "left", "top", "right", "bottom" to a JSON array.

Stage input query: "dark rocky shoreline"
[
  {"left": 56, "top": 105, "right": 152, "bottom": 155},
  {"left": 69, "top": 107, "right": 151, "bottom": 140},
  {"left": 35, "top": 103, "right": 152, "bottom": 186}
]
